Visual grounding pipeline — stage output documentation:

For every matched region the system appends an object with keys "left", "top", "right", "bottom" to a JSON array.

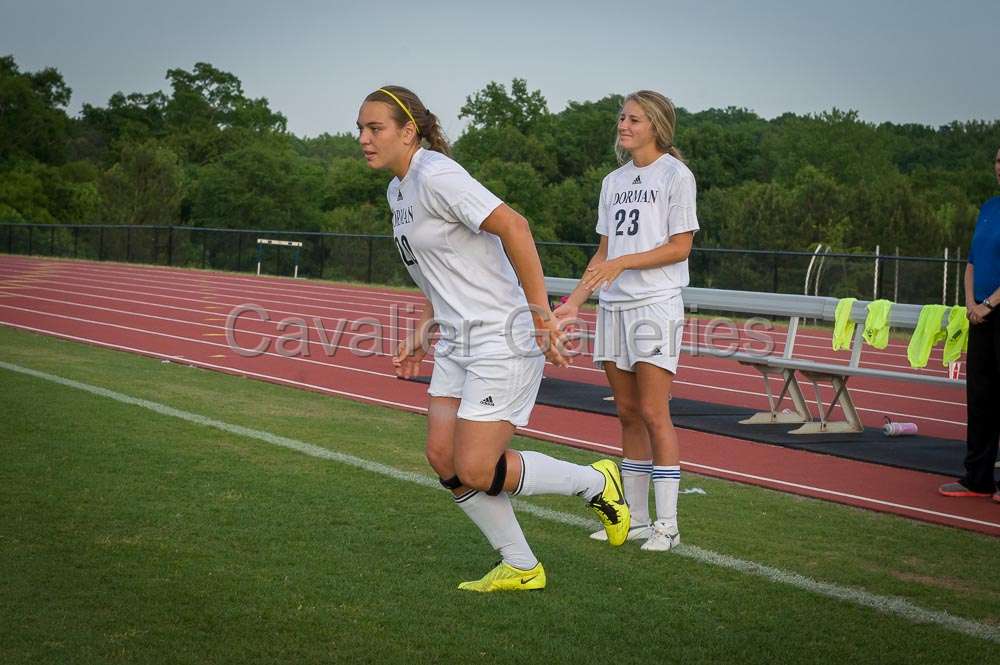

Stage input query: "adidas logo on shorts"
[
  {"left": 651, "top": 346, "right": 662, "bottom": 355},
  {"left": 479, "top": 395, "right": 495, "bottom": 407},
  {"left": 632, "top": 175, "right": 641, "bottom": 185}
]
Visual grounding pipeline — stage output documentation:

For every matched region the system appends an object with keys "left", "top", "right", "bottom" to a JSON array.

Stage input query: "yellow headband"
[{"left": 378, "top": 88, "right": 420, "bottom": 135}]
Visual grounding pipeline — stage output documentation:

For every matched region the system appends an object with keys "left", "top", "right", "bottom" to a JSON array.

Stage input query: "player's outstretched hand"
[
  {"left": 534, "top": 312, "right": 571, "bottom": 367},
  {"left": 582, "top": 257, "right": 626, "bottom": 292},
  {"left": 552, "top": 301, "right": 582, "bottom": 354},
  {"left": 393, "top": 335, "right": 427, "bottom": 379}
]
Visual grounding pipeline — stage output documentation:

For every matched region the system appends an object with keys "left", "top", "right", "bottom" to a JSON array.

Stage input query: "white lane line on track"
[
  {"left": 0, "top": 322, "right": 422, "bottom": 412},
  {"left": 0, "top": 258, "right": 966, "bottom": 369},
  {"left": 0, "top": 258, "right": 930, "bottom": 351},
  {"left": 0, "top": 259, "right": 430, "bottom": 304},
  {"left": 0, "top": 261, "right": 956, "bottom": 368},
  {"left": 0, "top": 305, "right": 400, "bottom": 381},
  {"left": 0, "top": 256, "right": 870, "bottom": 351},
  {"left": 0, "top": 264, "right": 431, "bottom": 315},
  {"left": 8, "top": 288, "right": 964, "bottom": 410},
  {"left": 0, "top": 302, "right": 968, "bottom": 428},
  {"left": 0, "top": 262, "right": 962, "bottom": 384},
  {"left": 0, "top": 259, "right": 966, "bottom": 422},
  {"left": 525, "top": 425, "right": 996, "bottom": 529},
  {"left": 0, "top": 320, "right": 985, "bottom": 529},
  {"left": 0, "top": 355, "right": 996, "bottom": 645},
  {"left": 0, "top": 276, "right": 966, "bottom": 411},
  {"left": 7, "top": 292, "right": 420, "bottom": 358},
  {"left": 0, "top": 268, "right": 968, "bottom": 419},
  {"left": 682, "top": 462, "right": 1000, "bottom": 529},
  {"left": 0, "top": 273, "right": 426, "bottom": 323}
]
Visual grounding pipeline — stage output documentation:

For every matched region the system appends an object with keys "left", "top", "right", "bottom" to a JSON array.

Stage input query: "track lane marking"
[{"left": 0, "top": 301, "right": 967, "bottom": 428}]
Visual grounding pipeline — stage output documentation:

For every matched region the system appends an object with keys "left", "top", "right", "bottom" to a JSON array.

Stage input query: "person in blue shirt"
[{"left": 940, "top": 146, "right": 1000, "bottom": 502}]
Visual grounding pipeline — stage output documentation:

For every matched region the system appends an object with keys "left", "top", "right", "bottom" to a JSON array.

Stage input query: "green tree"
[
  {"left": 759, "top": 109, "right": 895, "bottom": 184},
  {"left": 165, "top": 62, "right": 286, "bottom": 133},
  {"left": 460, "top": 79, "right": 548, "bottom": 133},
  {"left": 323, "top": 203, "right": 388, "bottom": 235},
  {"left": 538, "top": 166, "right": 606, "bottom": 245},
  {"left": 0, "top": 55, "right": 71, "bottom": 165},
  {"left": 162, "top": 62, "right": 287, "bottom": 164},
  {"left": 77, "top": 91, "right": 169, "bottom": 164},
  {"left": 679, "top": 107, "right": 768, "bottom": 190},
  {"left": 453, "top": 125, "right": 557, "bottom": 181},
  {"left": 99, "top": 141, "right": 184, "bottom": 226},
  {"left": 293, "top": 133, "right": 362, "bottom": 162},
  {"left": 0, "top": 161, "right": 58, "bottom": 223},
  {"left": 534, "top": 95, "right": 621, "bottom": 179},
  {"left": 469, "top": 159, "right": 547, "bottom": 227},
  {"left": 323, "top": 157, "right": 387, "bottom": 210},
  {"left": 189, "top": 140, "right": 324, "bottom": 230}
]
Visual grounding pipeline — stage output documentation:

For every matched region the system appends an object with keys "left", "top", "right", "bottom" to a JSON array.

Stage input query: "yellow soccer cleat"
[
  {"left": 457, "top": 561, "right": 546, "bottom": 592},
  {"left": 587, "top": 459, "right": 631, "bottom": 546}
]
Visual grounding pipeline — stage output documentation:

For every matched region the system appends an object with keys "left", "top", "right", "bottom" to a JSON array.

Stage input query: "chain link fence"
[{"left": 1, "top": 223, "right": 967, "bottom": 305}]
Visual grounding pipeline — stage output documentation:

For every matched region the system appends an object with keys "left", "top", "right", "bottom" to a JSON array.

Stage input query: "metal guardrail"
[{"left": 546, "top": 277, "right": 954, "bottom": 330}]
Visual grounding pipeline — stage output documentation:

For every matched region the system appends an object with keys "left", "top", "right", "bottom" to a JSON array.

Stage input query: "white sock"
[
  {"left": 621, "top": 458, "right": 653, "bottom": 527},
  {"left": 454, "top": 489, "right": 538, "bottom": 570},
  {"left": 652, "top": 465, "right": 680, "bottom": 528},
  {"left": 513, "top": 450, "right": 605, "bottom": 500}
]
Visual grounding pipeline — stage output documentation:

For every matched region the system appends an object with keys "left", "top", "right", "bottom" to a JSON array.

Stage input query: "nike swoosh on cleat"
[
  {"left": 520, "top": 575, "right": 539, "bottom": 584},
  {"left": 607, "top": 469, "right": 624, "bottom": 502}
]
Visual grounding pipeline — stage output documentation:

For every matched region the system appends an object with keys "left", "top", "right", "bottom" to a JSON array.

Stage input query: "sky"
[{"left": 3, "top": 0, "right": 998, "bottom": 139}]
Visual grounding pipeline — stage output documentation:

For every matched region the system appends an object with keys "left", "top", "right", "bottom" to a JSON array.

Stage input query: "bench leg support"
[
  {"left": 739, "top": 364, "right": 811, "bottom": 425},
  {"left": 787, "top": 372, "right": 864, "bottom": 435}
]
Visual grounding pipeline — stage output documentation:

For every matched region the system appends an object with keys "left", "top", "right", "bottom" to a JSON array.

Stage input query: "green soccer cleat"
[
  {"left": 458, "top": 561, "right": 546, "bottom": 592},
  {"left": 587, "top": 459, "right": 631, "bottom": 546}
]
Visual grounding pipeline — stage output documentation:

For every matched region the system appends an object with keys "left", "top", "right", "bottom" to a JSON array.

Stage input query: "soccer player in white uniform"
[
  {"left": 357, "top": 85, "right": 631, "bottom": 592},
  {"left": 556, "top": 90, "right": 698, "bottom": 552}
]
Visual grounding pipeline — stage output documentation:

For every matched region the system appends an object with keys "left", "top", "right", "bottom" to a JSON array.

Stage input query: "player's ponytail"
[
  {"left": 614, "top": 90, "right": 686, "bottom": 165},
  {"left": 365, "top": 86, "right": 452, "bottom": 156},
  {"left": 419, "top": 108, "right": 451, "bottom": 156}
]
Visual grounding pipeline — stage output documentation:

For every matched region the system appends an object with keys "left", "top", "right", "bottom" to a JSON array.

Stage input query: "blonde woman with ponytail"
[
  {"left": 556, "top": 90, "right": 699, "bottom": 552},
  {"left": 357, "top": 86, "right": 631, "bottom": 592}
]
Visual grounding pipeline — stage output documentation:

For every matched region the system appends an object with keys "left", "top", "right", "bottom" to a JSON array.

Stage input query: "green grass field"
[{"left": 0, "top": 325, "right": 997, "bottom": 664}]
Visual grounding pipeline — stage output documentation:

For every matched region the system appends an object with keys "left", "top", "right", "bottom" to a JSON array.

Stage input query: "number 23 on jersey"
[{"left": 614, "top": 209, "right": 639, "bottom": 236}]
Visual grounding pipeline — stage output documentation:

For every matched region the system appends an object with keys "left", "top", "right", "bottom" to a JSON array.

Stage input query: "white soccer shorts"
[
  {"left": 593, "top": 297, "right": 685, "bottom": 373},
  {"left": 427, "top": 351, "right": 544, "bottom": 427}
]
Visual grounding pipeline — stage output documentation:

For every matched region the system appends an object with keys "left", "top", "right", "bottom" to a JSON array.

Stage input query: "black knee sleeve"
[
  {"left": 486, "top": 453, "right": 507, "bottom": 496},
  {"left": 439, "top": 475, "right": 462, "bottom": 490}
]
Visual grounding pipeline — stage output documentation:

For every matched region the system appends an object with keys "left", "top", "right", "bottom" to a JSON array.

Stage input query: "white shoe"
[
  {"left": 640, "top": 520, "right": 680, "bottom": 552},
  {"left": 589, "top": 523, "right": 652, "bottom": 542}
]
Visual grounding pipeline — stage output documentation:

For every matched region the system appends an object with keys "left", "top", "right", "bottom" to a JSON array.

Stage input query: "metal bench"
[{"left": 544, "top": 277, "right": 965, "bottom": 435}]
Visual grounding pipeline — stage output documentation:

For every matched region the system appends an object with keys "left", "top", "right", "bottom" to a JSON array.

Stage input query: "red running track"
[{"left": 0, "top": 255, "right": 995, "bottom": 536}]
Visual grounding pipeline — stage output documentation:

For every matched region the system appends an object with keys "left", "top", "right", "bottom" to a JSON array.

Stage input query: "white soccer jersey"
[
  {"left": 388, "top": 148, "right": 534, "bottom": 356},
  {"left": 595, "top": 153, "right": 699, "bottom": 307}
]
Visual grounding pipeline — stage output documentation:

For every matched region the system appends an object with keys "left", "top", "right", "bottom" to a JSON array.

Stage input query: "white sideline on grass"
[{"left": 1, "top": 359, "right": 997, "bottom": 646}]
